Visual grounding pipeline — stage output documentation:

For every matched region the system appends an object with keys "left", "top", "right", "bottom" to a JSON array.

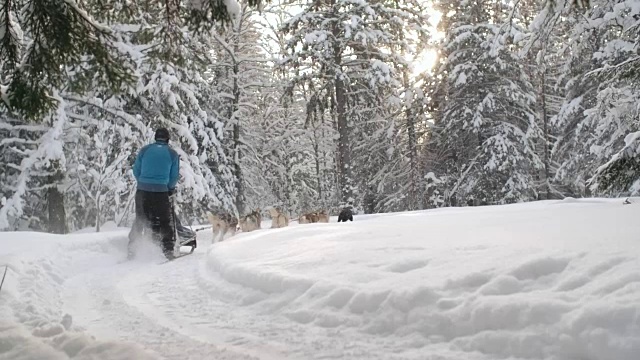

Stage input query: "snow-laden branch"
[{"left": 0, "top": 95, "right": 67, "bottom": 230}]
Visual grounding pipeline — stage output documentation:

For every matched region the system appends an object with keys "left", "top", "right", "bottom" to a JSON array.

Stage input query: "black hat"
[{"left": 155, "top": 128, "right": 170, "bottom": 142}]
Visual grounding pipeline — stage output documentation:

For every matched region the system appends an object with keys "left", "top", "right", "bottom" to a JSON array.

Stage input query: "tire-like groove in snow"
[{"left": 62, "top": 254, "right": 273, "bottom": 360}]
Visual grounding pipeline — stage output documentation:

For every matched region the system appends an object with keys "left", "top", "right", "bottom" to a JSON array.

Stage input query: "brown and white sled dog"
[
  {"left": 207, "top": 211, "right": 238, "bottom": 242},
  {"left": 298, "top": 212, "right": 317, "bottom": 224},
  {"left": 299, "top": 210, "right": 329, "bottom": 224},
  {"left": 239, "top": 209, "right": 262, "bottom": 232},
  {"left": 316, "top": 210, "right": 329, "bottom": 223},
  {"left": 269, "top": 207, "right": 289, "bottom": 228}
]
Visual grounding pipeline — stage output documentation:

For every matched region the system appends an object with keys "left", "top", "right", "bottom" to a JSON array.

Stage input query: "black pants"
[{"left": 128, "top": 190, "right": 175, "bottom": 258}]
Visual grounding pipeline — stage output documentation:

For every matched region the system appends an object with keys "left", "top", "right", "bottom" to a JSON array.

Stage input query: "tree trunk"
[
  {"left": 316, "top": 99, "right": 325, "bottom": 205},
  {"left": 398, "top": 17, "right": 421, "bottom": 210},
  {"left": 328, "top": 82, "right": 340, "bottom": 205},
  {"left": 232, "top": 77, "right": 246, "bottom": 215},
  {"left": 96, "top": 194, "right": 101, "bottom": 232},
  {"left": 47, "top": 159, "right": 67, "bottom": 234},
  {"left": 539, "top": 72, "right": 552, "bottom": 200},
  {"left": 314, "top": 130, "right": 322, "bottom": 202},
  {"left": 335, "top": 75, "right": 352, "bottom": 204},
  {"left": 329, "top": 0, "right": 352, "bottom": 204},
  {"left": 405, "top": 87, "right": 421, "bottom": 210},
  {"left": 407, "top": 111, "right": 420, "bottom": 210},
  {"left": 47, "top": 186, "right": 67, "bottom": 234},
  {"left": 231, "top": 25, "right": 246, "bottom": 215}
]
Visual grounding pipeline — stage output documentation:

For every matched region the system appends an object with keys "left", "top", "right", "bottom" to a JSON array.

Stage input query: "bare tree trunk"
[
  {"left": 398, "top": 15, "right": 421, "bottom": 210},
  {"left": 328, "top": 82, "right": 340, "bottom": 205},
  {"left": 410, "top": 130, "right": 422, "bottom": 206},
  {"left": 314, "top": 130, "right": 322, "bottom": 201},
  {"left": 231, "top": 19, "right": 246, "bottom": 215},
  {"left": 404, "top": 83, "right": 421, "bottom": 211},
  {"left": 232, "top": 76, "right": 246, "bottom": 215},
  {"left": 539, "top": 71, "right": 552, "bottom": 200},
  {"left": 96, "top": 194, "right": 101, "bottom": 232},
  {"left": 335, "top": 76, "right": 352, "bottom": 203},
  {"left": 316, "top": 99, "right": 326, "bottom": 205},
  {"left": 329, "top": 0, "right": 352, "bottom": 204},
  {"left": 47, "top": 163, "right": 67, "bottom": 234}
]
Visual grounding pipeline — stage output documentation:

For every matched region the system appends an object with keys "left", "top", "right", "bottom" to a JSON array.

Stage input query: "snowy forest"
[{"left": 1, "top": 0, "right": 639, "bottom": 233}]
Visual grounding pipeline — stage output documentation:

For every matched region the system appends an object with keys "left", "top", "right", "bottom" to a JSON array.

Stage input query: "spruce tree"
[{"left": 0, "top": 0, "right": 262, "bottom": 119}]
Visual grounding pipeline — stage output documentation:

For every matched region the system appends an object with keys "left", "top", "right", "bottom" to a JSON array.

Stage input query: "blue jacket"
[{"left": 133, "top": 141, "right": 180, "bottom": 192}]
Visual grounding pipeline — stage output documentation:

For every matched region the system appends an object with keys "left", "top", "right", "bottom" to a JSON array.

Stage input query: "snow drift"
[
  {"left": 0, "top": 231, "right": 156, "bottom": 359},
  {"left": 1, "top": 198, "right": 639, "bottom": 360},
  {"left": 205, "top": 199, "right": 640, "bottom": 359}
]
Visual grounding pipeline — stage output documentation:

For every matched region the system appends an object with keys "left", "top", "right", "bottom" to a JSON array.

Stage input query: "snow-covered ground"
[{"left": 1, "top": 198, "right": 639, "bottom": 359}]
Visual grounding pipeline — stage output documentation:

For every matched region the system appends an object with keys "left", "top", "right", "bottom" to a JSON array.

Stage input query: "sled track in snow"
[
  {"left": 61, "top": 244, "right": 277, "bottom": 359},
  {"left": 61, "top": 228, "right": 406, "bottom": 360}
]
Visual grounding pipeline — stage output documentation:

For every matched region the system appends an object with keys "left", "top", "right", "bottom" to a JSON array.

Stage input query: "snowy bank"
[
  {"left": 0, "top": 230, "right": 157, "bottom": 359},
  {"left": 1, "top": 198, "right": 639, "bottom": 360},
  {"left": 206, "top": 198, "right": 640, "bottom": 360}
]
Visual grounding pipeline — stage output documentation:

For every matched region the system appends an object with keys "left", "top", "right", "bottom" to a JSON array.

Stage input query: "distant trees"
[{"left": 2, "top": 0, "right": 640, "bottom": 233}]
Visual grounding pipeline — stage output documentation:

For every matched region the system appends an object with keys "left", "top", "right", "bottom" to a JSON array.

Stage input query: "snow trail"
[{"left": 62, "top": 253, "right": 263, "bottom": 360}]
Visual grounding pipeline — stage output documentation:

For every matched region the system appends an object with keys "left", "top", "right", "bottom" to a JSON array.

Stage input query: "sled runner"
[{"left": 175, "top": 216, "right": 197, "bottom": 254}]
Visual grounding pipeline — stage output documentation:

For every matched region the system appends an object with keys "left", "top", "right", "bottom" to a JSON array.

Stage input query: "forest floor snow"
[{"left": 1, "top": 198, "right": 639, "bottom": 359}]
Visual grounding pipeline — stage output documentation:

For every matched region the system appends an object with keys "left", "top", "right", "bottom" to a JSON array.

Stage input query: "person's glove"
[{"left": 168, "top": 188, "right": 176, "bottom": 196}]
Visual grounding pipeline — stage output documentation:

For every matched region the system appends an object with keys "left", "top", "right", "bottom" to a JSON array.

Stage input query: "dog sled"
[
  {"left": 173, "top": 209, "right": 225, "bottom": 254},
  {"left": 175, "top": 216, "right": 197, "bottom": 254},
  {"left": 171, "top": 197, "right": 205, "bottom": 255}
]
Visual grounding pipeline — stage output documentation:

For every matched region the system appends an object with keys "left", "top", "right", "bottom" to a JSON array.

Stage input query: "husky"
[
  {"left": 207, "top": 211, "right": 238, "bottom": 242},
  {"left": 269, "top": 207, "right": 289, "bottom": 228},
  {"left": 317, "top": 210, "right": 329, "bottom": 223},
  {"left": 299, "top": 212, "right": 318, "bottom": 224},
  {"left": 337, "top": 207, "right": 353, "bottom": 222},
  {"left": 239, "top": 209, "right": 262, "bottom": 232},
  {"left": 299, "top": 210, "right": 329, "bottom": 224}
]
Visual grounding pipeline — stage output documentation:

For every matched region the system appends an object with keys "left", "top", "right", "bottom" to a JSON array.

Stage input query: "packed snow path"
[
  {"left": 61, "top": 254, "right": 265, "bottom": 360},
  {"left": 1, "top": 198, "right": 640, "bottom": 359}
]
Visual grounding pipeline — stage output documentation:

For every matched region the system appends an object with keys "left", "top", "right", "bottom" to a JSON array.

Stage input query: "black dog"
[{"left": 338, "top": 207, "right": 353, "bottom": 222}]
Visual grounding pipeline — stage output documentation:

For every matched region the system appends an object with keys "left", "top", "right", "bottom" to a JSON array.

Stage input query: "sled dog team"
[{"left": 206, "top": 207, "right": 353, "bottom": 242}]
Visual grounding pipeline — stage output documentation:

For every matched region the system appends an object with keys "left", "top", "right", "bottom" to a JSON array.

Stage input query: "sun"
[
  {"left": 411, "top": 8, "right": 443, "bottom": 76},
  {"left": 412, "top": 49, "right": 439, "bottom": 76}
]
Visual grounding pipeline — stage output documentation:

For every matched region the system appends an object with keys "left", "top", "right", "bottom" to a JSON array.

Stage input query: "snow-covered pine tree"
[
  {"left": 206, "top": 4, "right": 276, "bottom": 216},
  {"left": 0, "top": 96, "right": 69, "bottom": 232},
  {"left": 0, "top": 0, "right": 261, "bottom": 118},
  {"left": 302, "top": 82, "right": 339, "bottom": 212},
  {"left": 251, "top": 2, "right": 339, "bottom": 216},
  {"left": 524, "top": 0, "right": 600, "bottom": 197},
  {"left": 517, "top": 0, "right": 564, "bottom": 200},
  {"left": 281, "top": 0, "right": 430, "bottom": 207},
  {"left": 0, "top": 0, "right": 142, "bottom": 232},
  {"left": 367, "top": 75, "right": 431, "bottom": 212},
  {"left": 92, "top": 0, "right": 237, "bottom": 220},
  {"left": 260, "top": 87, "right": 319, "bottom": 216},
  {"left": 349, "top": 0, "right": 431, "bottom": 213},
  {"left": 249, "top": 14, "right": 330, "bottom": 217},
  {"left": 2, "top": 0, "right": 240, "bottom": 232},
  {"left": 419, "top": 47, "right": 454, "bottom": 208},
  {"left": 0, "top": 0, "right": 132, "bottom": 119},
  {"left": 64, "top": 117, "right": 139, "bottom": 231},
  {"left": 0, "top": 117, "right": 49, "bottom": 230},
  {"left": 428, "top": 0, "right": 542, "bottom": 206},
  {"left": 552, "top": 0, "right": 640, "bottom": 196}
]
